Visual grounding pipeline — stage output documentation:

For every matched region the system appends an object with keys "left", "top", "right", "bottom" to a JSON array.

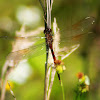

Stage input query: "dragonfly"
[
  {"left": 43, "top": 16, "right": 95, "bottom": 81},
  {"left": 0, "top": 16, "right": 95, "bottom": 80},
  {"left": 0, "top": 0, "right": 95, "bottom": 81},
  {"left": 0, "top": 17, "right": 95, "bottom": 61}
]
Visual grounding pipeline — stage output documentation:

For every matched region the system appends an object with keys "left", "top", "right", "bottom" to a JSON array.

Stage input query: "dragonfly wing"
[
  {"left": 59, "top": 44, "right": 80, "bottom": 60},
  {"left": 58, "top": 17, "right": 95, "bottom": 58},
  {"left": 61, "top": 16, "right": 95, "bottom": 47},
  {"left": 7, "top": 43, "right": 46, "bottom": 61},
  {"left": 0, "top": 33, "right": 45, "bottom": 43}
]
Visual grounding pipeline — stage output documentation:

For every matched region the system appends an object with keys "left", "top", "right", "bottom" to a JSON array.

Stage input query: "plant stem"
[
  {"left": 61, "top": 78, "right": 65, "bottom": 100},
  {"left": 44, "top": 0, "right": 49, "bottom": 99},
  {"left": 44, "top": 45, "right": 49, "bottom": 100},
  {"left": 1, "top": 67, "right": 13, "bottom": 100}
]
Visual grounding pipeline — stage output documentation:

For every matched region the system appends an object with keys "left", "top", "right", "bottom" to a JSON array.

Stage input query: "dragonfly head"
[{"left": 44, "top": 27, "right": 52, "bottom": 34}]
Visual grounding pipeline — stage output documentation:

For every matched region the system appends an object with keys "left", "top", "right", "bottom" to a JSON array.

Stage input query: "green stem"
[
  {"left": 75, "top": 92, "right": 79, "bottom": 100},
  {"left": 60, "top": 77, "right": 65, "bottom": 100}
]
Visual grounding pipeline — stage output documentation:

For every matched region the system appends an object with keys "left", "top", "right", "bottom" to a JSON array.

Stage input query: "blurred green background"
[{"left": 0, "top": 0, "right": 100, "bottom": 100}]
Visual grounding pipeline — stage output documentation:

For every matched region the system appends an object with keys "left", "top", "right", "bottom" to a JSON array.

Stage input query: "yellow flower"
[
  {"left": 76, "top": 72, "right": 90, "bottom": 93},
  {"left": 55, "top": 60, "right": 66, "bottom": 74},
  {"left": 79, "top": 76, "right": 85, "bottom": 84},
  {"left": 56, "top": 65, "right": 63, "bottom": 74},
  {"left": 6, "top": 81, "right": 13, "bottom": 91}
]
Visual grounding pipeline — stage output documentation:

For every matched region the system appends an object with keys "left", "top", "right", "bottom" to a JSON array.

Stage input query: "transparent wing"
[
  {"left": 7, "top": 42, "right": 46, "bottom": 61},
  {"left": 0, "top": 33, "right": 45, "bottom": 43},
  {"left": 60, "top": 16, "right": 95, "bottom": 47},
  {"left": 57, "top": 16, "right": 95, "bottom": 59}
]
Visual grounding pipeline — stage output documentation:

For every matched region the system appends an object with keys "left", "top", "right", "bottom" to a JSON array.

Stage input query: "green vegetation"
[{"left": 0, "top": 0, "right": 100, "bottom": 100}]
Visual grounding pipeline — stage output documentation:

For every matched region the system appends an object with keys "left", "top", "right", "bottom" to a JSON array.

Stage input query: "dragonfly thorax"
[{"left": 44, "top": 27, "right": 53, "bottom": 47}]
